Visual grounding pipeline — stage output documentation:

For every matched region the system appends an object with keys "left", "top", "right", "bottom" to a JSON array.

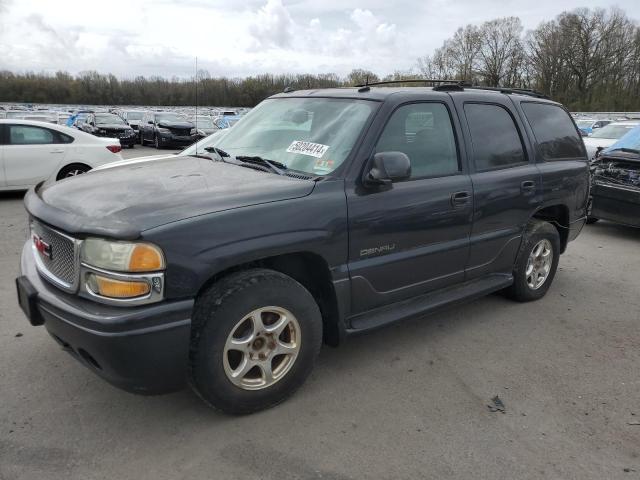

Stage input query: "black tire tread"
[
  {"left": 188, "top": 268, "right": 322, "bottom": 414},
  {"left": 505, "top": 219, "right": 560, "bottom": 302}
]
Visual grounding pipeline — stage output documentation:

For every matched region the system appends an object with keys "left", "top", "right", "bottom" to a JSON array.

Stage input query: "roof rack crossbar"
[
  {"left": 465, "top": 86, "right": 549, "bottom": 99},
  {"left": 354, "top": 79, "right": 466, "bottom": 88},
  {"left": 351, "top": 78, "right": 550, "bottom": 99}
]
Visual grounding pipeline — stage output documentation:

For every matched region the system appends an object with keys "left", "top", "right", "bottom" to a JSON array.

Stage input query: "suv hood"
[
  {"left": 96, "top": 123, "right": 131, "bottom": 130},
  {"left": 25, "top": 156, "right": 316, "bottom": 239},
  {"left": 157, "top": 121, "right": 193, "bottom": 129}
]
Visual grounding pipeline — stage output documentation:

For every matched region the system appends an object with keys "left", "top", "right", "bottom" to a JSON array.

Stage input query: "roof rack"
[
  {"left": 353, "top": 78, "right": 550, "bottom": 99},
  {"left": 355, "top": 78, "right": 466, "bottom": 88},
  {"left": 465, "top": 86, "right": 549, "bottom": 99}
]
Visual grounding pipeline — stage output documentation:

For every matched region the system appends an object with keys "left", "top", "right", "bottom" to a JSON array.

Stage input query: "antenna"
[{"left": 195, "top": 56, "right": 198, "bottom": 153}]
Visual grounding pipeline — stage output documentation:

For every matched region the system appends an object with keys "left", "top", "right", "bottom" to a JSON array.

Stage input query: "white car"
[
  {"left": 583, "top": 121, "right": 640, "bottom": 159},
  {"left": 0, "top": 119, "right": 123, "bottom": 191}
]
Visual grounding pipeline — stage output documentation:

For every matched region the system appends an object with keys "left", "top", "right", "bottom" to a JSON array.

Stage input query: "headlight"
[
  {"left": 157, "top": 127, "right": 171, "bottom": 133},
  {"left": 81, "top": 238, "right": 165, "bottom": 272}
]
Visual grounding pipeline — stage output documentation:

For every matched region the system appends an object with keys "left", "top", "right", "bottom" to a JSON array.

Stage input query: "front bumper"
[
  {"left": 157, "top": 132, "right": 197, "bottom": 147},
  {"left": 18, "top": 241, "right": 194, "bottom": 394},
  {"left": 119, "top": 135, "right": 137, "bottom": 147}
]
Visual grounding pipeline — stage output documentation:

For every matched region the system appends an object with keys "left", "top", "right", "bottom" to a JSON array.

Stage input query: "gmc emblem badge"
[{"left": 33, "top": 235, "right": 52, "bottom": 259}]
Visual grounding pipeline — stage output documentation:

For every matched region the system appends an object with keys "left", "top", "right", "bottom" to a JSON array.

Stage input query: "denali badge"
[
  {"left": 360, "top": 243, "right": 396, "bottom": 258},
  {"left": 33, "top": 235, "right": 52, "bottom": 259}
]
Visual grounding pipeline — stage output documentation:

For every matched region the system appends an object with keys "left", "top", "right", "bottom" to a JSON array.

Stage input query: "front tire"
[
  {"left": 189, "top": 269, "right": 323, "bottom": 414},
  {"left": 506, "top": 220, "right": 560, "bottom": 302}
]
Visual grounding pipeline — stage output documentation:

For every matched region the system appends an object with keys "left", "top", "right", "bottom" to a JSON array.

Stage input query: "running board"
[{"left": 347, "top": 274, "right": 513, "bottom": 333}]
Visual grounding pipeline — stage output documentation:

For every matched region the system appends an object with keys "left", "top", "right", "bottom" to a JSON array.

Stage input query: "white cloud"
[
  {"left": 0, "top": 0, "right": 638, "bottom": 78},
  {"left": 248, "top": 0, "right": 295, "bottom": 49}
]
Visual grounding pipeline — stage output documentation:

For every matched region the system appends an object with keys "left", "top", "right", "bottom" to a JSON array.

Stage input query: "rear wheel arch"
[
  {"left": 56, "top": 162, "right": 92, "bottom": 180},
  {"left": 195, "top": 252, "right": 343, "bottom": 347},
  {"left": 531, "top": 204, "right": 570, "bottom": 253}
]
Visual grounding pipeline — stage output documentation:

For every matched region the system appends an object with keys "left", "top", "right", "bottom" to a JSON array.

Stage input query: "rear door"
[
  {"left": 4, "top": 124, "right": 69, "bottom": 186},
  {"left": 451, "top": 94, "right": 541, "bottom": 279},
  {"left": 346, "top": 99, "right": 473, "bottom": 314}
]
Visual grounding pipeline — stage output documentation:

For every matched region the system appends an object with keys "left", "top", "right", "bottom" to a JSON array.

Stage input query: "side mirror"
[
  {"left": 366, "top": 151, "right": 411, "bottom": 186},
  {"left": 148, "top": 120, "right": 154, "bottom": 124},
  {"left": 592, "top": 125, "right": 600, "bottom": 130}
]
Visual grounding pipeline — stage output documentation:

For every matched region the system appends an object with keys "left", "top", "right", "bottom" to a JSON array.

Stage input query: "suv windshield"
[
  {"left": 193, "top": 117, "right": 214, "bottom": 128},
  {"left": 576, "top": 120, "right": 595, "bottom": 128},
  {"left": 590, "top": 123, "right": 637, "bottom": 139},
  {"left": 95, "top": 114, "right": 126, "bottom": 125},
  {"left": 215, "top": 98, "right": 376, "bottom": 176},
  {"left": 156, "top": 113, "right": 184, "bottom": 123}
]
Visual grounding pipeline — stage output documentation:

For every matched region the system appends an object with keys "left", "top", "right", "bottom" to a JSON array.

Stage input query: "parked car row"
[{"left": 0, "top": 104, "right": 248, "bottom": 151}]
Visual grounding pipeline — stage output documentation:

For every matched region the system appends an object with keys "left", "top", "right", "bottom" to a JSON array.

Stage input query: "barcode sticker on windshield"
[{"left": 286, "top": 141, "right": 329, "bottom": 158}]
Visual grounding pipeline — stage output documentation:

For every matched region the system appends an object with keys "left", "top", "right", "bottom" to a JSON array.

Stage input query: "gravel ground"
[{"left": 1, "top": 151, "right": 639, "bottom": 479}]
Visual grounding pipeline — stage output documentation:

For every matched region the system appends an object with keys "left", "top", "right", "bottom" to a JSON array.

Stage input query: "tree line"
[
  {"left": 0, "top": 7, "right": 638, "bottom": 110},
  {"left": 417, "top": 7, "right": 640, "bottom": 111}
]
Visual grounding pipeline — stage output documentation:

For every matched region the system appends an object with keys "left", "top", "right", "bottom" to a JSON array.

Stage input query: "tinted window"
[
  {"left": 375, "top": 103, "right": 459, "bottom": 179},
  {"left": 521, "top": 103, "right": 584, "bottom": 159},
  {"left": 9, "top": 125, "right": 56, "bottom": 145},
  {"left": 465, "top": 103, "right": 526, "bottom": 170}
]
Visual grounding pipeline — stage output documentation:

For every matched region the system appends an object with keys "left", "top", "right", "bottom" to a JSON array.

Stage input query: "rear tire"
[
  {"left": 56, "top": 163, "right": 91, "bottom": 181},
  {"left": 505, "top": 220, "right": 560, "bottom": 302},
  {"left": 189, "top": 269, "right": 323, "bottom": 415}
]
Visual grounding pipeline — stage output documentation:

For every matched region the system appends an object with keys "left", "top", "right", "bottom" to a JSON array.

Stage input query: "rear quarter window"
[{"left": 521, "top": 102, "right": 585, "bottom": 160}]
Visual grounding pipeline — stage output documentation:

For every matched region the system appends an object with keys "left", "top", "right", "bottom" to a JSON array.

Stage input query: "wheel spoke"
[
  {"left": 231, "top": 355, "right": 255, "bottom": 380},
  {"left": 259, "top": 359, "right": 274, "bottom": 383},
  {"left": 275, "top": 340, "right": 297, "bottom": 356},
  {"left": 251, "top": 310, "right": 265, "bottom": 333},
  {"left": 228, "top": 336, "right": 253, "bottom": 353},
  {"left": 265, "top": 314, "right": 289, "bottom": 336}
]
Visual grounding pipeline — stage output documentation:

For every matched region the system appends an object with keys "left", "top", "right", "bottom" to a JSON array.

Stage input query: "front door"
[{"left": 346, "top": 101, "right": 473, "bottom": 314}]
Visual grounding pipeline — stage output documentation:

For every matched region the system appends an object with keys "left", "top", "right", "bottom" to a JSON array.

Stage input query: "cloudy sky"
[{"left": 0, "top": 0, "right": 637, "bottom": 79}]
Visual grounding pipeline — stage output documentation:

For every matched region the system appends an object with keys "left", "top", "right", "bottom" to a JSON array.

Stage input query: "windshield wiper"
[
  {"left": 235, "top": 155, "right": 287, "bottom": 176},
  {"left": 204, "top": 146, "right": 231, "bottom": 159}
]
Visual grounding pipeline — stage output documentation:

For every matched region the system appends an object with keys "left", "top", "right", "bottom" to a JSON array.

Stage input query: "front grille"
[
  {"left": 169, "top": 127, "right": 190, "bottom": 136},
  {"left": 31, "top": 221, "right": 78, "bottom": 291}
]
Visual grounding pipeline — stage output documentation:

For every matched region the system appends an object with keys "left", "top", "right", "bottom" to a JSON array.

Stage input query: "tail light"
[{"left": 106, "top": 145, "right": 122, "bottom": 154}]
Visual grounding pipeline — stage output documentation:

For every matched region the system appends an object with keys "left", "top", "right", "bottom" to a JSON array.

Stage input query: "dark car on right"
[
  {"left": 139, "top": 111, "right": 197, "bottom": 149},
  {"left": 588, "top": 127, "right": 640, "bottom": 227}
]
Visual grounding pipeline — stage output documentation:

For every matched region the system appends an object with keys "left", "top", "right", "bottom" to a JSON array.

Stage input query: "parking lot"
[{"left": 0, "top": 147, "right": 638, "bottom": 479}]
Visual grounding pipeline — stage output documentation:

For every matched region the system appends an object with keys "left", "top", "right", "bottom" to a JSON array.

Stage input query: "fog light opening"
[{"left": 78, "top": 348, "right": 102, "bottom": 370}]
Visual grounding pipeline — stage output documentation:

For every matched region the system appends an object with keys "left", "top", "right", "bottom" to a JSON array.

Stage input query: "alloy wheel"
[{"left": 223, "top": 306, "right": 301, "bottom": 391}]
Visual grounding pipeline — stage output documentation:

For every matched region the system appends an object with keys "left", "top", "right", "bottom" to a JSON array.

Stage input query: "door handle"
[
  {"left": 521, "top": 180, "right": 536, "bottom": 194},
  {"left": 450, "top": 191, "right": 470, "bottom": 207},
  {"left": 49, "top": 149, "right": 65, "bottom": 154}
]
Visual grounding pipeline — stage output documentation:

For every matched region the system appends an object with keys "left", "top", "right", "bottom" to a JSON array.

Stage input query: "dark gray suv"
[{"left": 16, "top": 84, "right": 589, "bottom": 414}]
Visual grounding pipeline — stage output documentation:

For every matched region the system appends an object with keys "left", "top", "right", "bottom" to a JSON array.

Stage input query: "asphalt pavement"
[{"left": 1, "top": 150, "right": 639, "bottom": 479}]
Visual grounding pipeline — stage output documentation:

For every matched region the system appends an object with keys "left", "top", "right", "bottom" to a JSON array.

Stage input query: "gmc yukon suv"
[{"left": 16, "top": 85, "right": 589, "bottom": 414}]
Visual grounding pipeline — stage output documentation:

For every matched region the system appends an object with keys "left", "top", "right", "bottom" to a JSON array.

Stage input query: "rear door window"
[
  {"left": 521, "top": 102, "right": 585, "bottom": 160},
  {"left": 8, "top": 125, "right": 56, "bottom": 145},
  {"left": 464, "top": 103, "right": 527, "bottom": 171}
]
